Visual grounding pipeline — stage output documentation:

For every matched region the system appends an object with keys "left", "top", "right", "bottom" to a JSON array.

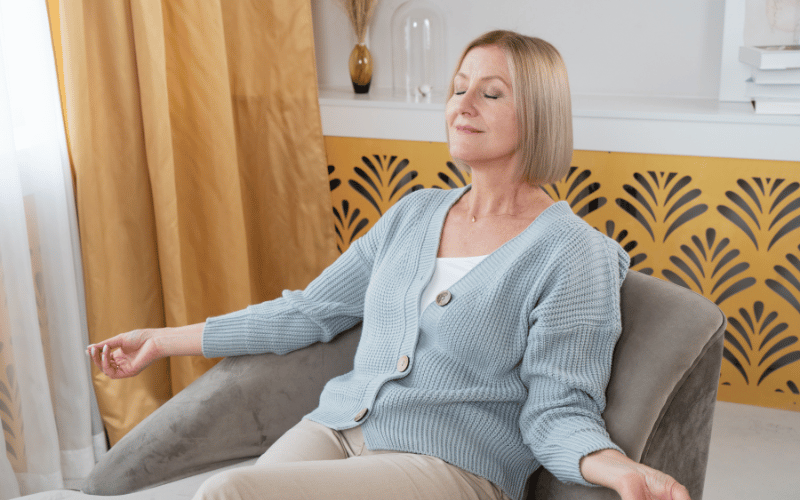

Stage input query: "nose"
[{"left": 454, "top": 87, "right": 477, "bottom": 116}]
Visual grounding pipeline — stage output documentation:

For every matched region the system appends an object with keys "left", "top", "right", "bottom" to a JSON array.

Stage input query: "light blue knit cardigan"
[{"left": 203, "top": 186, "right": 630, "bottom": 500}]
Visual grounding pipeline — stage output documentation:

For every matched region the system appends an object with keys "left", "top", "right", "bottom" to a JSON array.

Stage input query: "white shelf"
[{"left": 319, "top": 88, "right": 800, "bottom": 162}]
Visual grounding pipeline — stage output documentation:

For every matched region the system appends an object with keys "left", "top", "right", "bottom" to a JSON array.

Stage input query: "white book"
[
  {"left": 751, "top": 99, "right": 800, "bottom": 115},
  {"left": 739, "top": 45, "right": 800, "bottom": 70},
  {"left": 752, "top": 67, "right": 800, "bottom": 85},
  {"left": 745, "top": 78, "right": 800, "bottom": 99}
]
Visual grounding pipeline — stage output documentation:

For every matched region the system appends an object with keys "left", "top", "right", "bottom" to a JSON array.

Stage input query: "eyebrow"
[{"left": 455, "top": 72, "right": 511, "bottom": 88}]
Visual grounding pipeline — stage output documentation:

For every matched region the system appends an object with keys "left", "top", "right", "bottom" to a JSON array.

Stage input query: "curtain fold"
[
  {"left": 62, "top": 0, "right": 337, "bottom": 445},
  {"left": 0, "top": 1, "right": 105, "bottom": 496}
]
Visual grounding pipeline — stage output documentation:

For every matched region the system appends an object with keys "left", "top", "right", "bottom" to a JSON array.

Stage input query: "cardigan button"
[
  {"left": 397, "top": 355, "right": 409, "bottom": 372},
  {"left": 354, "top": 408, "right": 368, "bottom": 422},
  {"left": 435, "top": 290, "right": 452, "bottom": 306}
]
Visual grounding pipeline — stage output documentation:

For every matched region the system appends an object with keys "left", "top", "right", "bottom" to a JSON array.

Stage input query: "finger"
[
  {"left": 101, "top": 344, "right": 114, "bottom": 376},
  {"left": 671, "top": 482, "right": 691, "bottom": 500},
  {"left": 87, "top": 345, "right": 103, "bottom": 371},
  {"left": 97, "top": 334, "right": 127, "bottom": 351},
  {"left": 87, "top": 341, "right": 111, "bottom": 360},
  {"left": 647, "top": 472, "right": 688, "bottom": 500},
  {"left": 109, "top": 350, "right": 127, "bottom": 376}
]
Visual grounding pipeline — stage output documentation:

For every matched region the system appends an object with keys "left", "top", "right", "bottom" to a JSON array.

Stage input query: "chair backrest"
[{"left": 532, "top": 270, "right": 726, "bottom": 499}]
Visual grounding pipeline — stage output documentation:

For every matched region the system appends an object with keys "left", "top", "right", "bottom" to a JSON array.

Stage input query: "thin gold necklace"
[
  {"left": 467, "top": 187, "right": 543, "bottom": 222},
  {"left": 471, "top": 213, "right": 529, "bottom": 222}
]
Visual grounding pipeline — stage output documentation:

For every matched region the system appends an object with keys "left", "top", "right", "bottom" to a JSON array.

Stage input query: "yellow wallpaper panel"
[{"left": 325, "top": 136, "right": 800, "bottom": 412}]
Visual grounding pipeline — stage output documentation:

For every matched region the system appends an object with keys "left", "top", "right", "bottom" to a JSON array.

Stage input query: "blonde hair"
[{"left": 447, "top": 30, "right": 573, "bottom": 185}]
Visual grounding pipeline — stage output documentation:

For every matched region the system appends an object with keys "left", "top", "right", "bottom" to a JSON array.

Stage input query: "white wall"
[{"left": 312, "top": 0, "right": 727, "bottom": 100}]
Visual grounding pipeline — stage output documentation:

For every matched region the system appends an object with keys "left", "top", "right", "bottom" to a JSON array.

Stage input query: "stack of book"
[{"left": 739, "top": 45, "right": 800, "bottom": 115}]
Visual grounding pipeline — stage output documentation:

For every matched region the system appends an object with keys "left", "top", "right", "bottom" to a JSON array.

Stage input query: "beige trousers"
[{"left": 193, "top": 419, "right": 511, "bottom": 500}]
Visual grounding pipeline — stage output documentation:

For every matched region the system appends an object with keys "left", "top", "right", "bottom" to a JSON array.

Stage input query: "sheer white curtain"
[{"left": 0, "top": 1, "right": 106, "bottom": 497}]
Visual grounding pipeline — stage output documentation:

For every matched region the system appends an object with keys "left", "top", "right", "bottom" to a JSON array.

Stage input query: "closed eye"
[{"left": 453, "top": 91, "right": 500, "bottom": 99}]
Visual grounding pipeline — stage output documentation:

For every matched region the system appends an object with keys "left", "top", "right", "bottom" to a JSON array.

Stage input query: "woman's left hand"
[
  {"left": 614, "top": 465, "right": 691, "bottom": 500},
  {"left": 580, "top": 449, "right": 691, "bottom": 500}
]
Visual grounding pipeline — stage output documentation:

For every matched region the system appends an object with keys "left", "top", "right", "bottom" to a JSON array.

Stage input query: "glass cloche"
[{"left": 391, "top": 1, "right": 446, "bottom": 102}]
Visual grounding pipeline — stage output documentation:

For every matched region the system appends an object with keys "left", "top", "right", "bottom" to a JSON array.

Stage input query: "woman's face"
[{"left": 446, "top": 45, "right": 520, "bottom": 172}]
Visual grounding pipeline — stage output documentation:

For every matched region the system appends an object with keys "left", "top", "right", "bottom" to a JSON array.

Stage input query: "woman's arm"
[
  {"left": 519, "top": 225, "right": 631, "bottom": 483},
  {"left": 88, "top": 190, "right": 425, "bottom": 377},
  {"left": 521, "top": 230, "right": 692, "bottom": 498},
  {"left": 580, "top": 449, "right": 691, "bottom": 500},
  {"left": 87, "top": 205, "right": 380, "bottom": 377},
  {"left": 87, "top": 322, "right": 204, "bottom": 379}
]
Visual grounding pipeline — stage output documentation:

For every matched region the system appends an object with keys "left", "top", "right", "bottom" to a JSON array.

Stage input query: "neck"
[{"left": 464, "top": 169, "right": 550, "bottom": 220}]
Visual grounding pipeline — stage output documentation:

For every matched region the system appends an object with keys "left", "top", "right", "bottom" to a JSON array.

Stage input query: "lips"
[{"left": 454, "top": 125, "right": 482, "bottom": 134}]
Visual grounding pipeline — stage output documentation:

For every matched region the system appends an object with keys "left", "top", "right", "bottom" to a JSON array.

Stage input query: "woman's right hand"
[
  {"left": 87, "top": 322, "right": 205, "bottom": 379},
  {"left": 87, "top": 329, "right": 161, "bottom": 379}
]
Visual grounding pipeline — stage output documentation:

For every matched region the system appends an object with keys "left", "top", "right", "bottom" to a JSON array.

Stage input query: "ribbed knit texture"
[{"left": 203, "top": 187, "right": 630, "bottom": 500}]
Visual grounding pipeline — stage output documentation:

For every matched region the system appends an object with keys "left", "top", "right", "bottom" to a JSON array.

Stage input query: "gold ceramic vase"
[{"left": 349, "top": 43, "right": 372, "bottom": 93}]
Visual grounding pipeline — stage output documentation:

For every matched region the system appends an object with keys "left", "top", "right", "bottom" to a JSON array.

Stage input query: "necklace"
[
  {"left": 470, "top": 212, "right": 530, "bottom": 222},
  {"left": 466, "top": 187, "right": 544, "bottom": 223}
]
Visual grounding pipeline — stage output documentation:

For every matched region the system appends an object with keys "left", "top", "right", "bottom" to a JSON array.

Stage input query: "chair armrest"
[{"left": 82, "top": 324, "right": 362, "bottom": 495}]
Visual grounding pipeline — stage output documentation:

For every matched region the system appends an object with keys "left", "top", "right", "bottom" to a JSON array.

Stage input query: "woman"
[{"left": 89, "top": 30, "right": 690, "bottom": 500}]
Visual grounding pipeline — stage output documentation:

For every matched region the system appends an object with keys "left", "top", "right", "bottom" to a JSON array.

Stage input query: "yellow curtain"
[{"left": 61, "top": 0, "right": 337, "bottom": 445}]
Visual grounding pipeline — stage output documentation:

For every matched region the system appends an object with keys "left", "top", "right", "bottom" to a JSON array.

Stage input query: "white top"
[{"left": 419, "top": 255, "right": 488, "bottom": 312}]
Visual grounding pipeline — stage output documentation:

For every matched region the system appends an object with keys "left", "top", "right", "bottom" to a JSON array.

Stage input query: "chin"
[{"left": 448, "top": 145, "right": 478, "bottom": 163}]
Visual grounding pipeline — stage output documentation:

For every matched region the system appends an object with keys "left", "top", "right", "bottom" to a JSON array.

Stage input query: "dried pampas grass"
[{"left": 337, "top": 0, "right": 378, "bottom": 44}]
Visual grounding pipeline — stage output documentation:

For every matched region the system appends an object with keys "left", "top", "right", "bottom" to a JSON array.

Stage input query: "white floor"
[{"left": 703, "top": 401, "right": 800, "bottom": 500}]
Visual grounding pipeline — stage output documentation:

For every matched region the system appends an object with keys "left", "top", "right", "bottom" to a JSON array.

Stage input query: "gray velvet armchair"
[{"left": 82, "top": 270, "right": 726, "bottom": 499}]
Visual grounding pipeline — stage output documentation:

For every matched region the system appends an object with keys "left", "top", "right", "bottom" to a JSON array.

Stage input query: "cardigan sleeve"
[
  {"left": 201, "top": 199, "right": 395, "bottom": 358},
  {"left": 518, "top": 227, "right": 629, "bottom": 486}
]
